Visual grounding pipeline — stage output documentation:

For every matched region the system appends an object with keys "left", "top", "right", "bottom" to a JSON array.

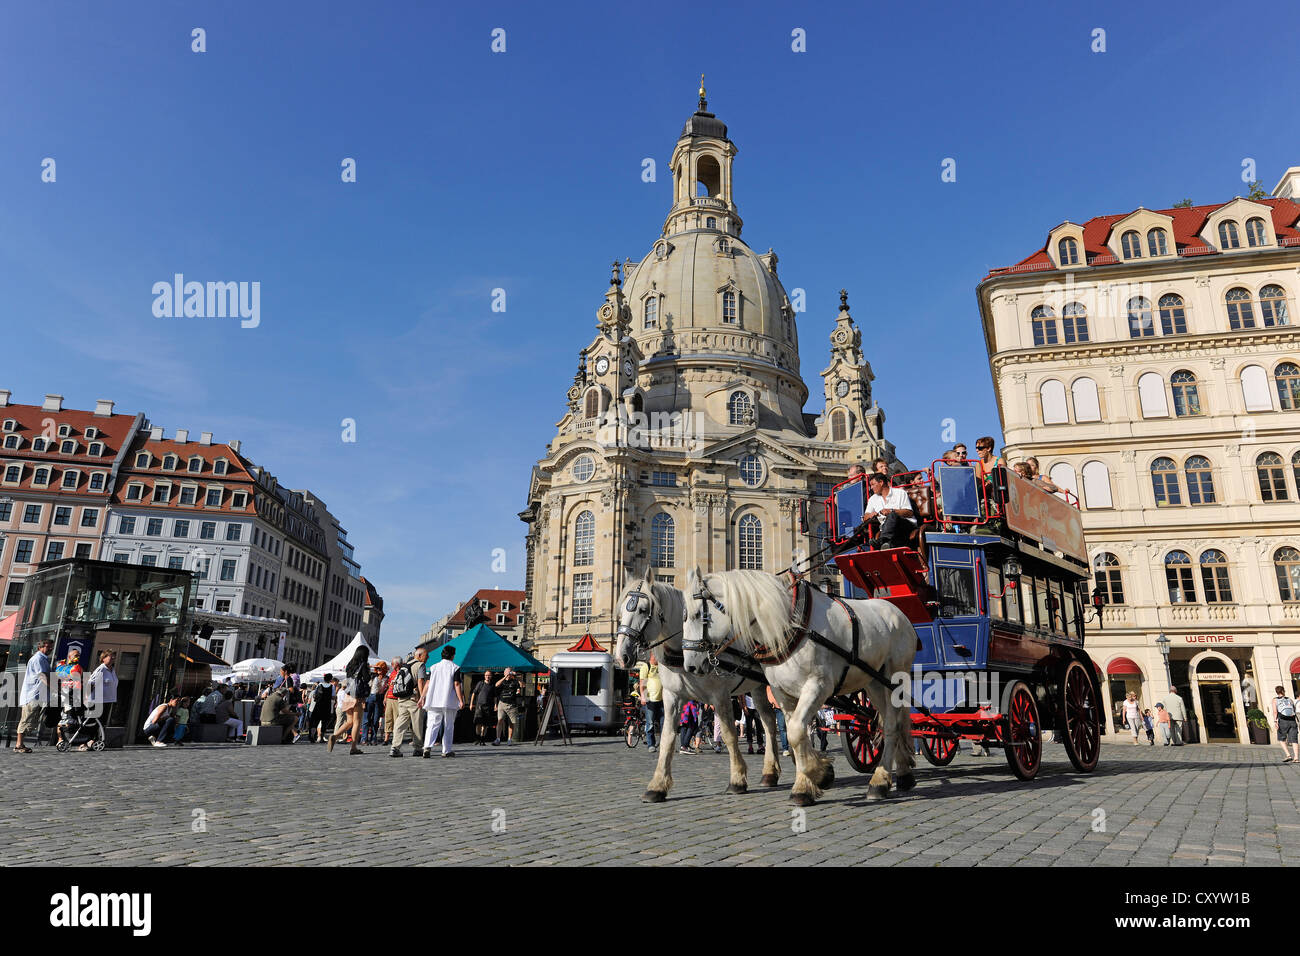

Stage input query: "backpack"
[
  {"left": 1279, "top": 697, "right": 1297, "bottom": 718},
  {"left": 390, "top": 664, "right": 417, "bottom": 700},
  {"left": 312, "top": 684, "right": 331, "bottom": 708}
]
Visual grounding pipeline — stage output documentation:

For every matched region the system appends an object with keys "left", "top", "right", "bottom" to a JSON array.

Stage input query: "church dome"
[{"left": 680, "top": 109, "right": 728, "bottom": 141}]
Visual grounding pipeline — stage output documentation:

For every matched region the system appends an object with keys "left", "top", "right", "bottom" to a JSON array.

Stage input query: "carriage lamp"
[
  {"left": 1003, "top": 557, "right": 1022, "bottom": 580},
  {"left": 1082, "top": 584, "right": 1106, "bottom": 629}
]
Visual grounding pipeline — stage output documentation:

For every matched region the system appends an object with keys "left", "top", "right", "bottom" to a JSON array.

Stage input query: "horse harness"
[{"left": 623, "top": 583, "right": 764, "bottom": 689}]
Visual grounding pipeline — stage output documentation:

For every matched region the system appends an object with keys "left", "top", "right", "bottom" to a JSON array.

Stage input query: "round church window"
[
  {"left": 738, "top": 454, "right": 764, "bottom": 487},
  {"left": 573, "top": 456, "right": 595, "bottom": 482}
]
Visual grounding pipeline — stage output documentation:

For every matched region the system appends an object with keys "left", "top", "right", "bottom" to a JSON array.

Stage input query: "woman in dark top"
[
  {"left": 469, "top": 670, "right": 496, "bottom": 745},
  {"left": 328, "top": 646, "right": 371, "bottom": 755}
]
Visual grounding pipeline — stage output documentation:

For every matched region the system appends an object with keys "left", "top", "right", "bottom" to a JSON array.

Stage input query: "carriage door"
[{"left": 932, "top": 555, "right": 983, "bottom": 669}]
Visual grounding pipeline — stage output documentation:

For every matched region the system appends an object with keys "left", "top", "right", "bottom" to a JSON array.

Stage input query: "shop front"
[{"left": 1, "top": 558, "right": 196, "bottom": 746}]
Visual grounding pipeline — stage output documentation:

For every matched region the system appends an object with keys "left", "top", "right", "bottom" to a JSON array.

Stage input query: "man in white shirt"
[
  {"left": 863, "top": 472, "right": 916, "bottom": 550},
  {"left": 15, "top": 639, "right": 54, "bottom": 753},
  {"left": 422, "top": 646, "right": 465, "bottom": 758}
]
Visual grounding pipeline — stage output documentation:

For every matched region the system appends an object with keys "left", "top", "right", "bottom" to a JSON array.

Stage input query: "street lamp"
[{"left": 1155, "top": 632, "right": 1172, "bottom": 687}]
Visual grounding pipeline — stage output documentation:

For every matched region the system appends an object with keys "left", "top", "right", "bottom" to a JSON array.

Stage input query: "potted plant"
[{"left": 1246, "top": 708, "right": 1270, "bottom": 745}]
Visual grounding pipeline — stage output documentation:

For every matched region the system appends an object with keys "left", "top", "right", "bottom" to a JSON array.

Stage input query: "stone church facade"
[{"left": 519, "top": 88, "right": 901, "bottom": 663}]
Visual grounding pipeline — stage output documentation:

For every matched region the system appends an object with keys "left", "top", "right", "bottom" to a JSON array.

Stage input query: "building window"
[
  {"left": 146, "top": 518, "right": 163, "bottom": 536},
  {"left": 815, "top": 481, "right": 834, "bottom": 499},
  {"left": 1246, "top": 217, "right": 1267, "bottom": 247},
  {"left": 650, "top": 512, "right": 675, "bottom": 568},
  {"left": 88, "top": 442, "right": 103, "bottom": 457},
  {"left": 53, "top": 506, "right": 71, "bottom": 526},
  {"left": 1225, "top": 287, "right": 1255, "bottom": 329},
  {"left": 722, "top": 290, "right": 737, "bottom": 324},
  {"left": 15, "top": 540, "right": 35, "bottom": 563},
  {"left": 154, "top": 484, "right": 170, "bottom": 503},
  {"left": 226, "top": 524, "right": 241, "bottom": 541},
  {"left": 1170, "top": 370, "right": 1202, "bottom": 417},
  {"left": 220, "top": 559, "right": 237, "bottom": 581},
  {"left": 573, "top": 510, "right": 595, "bottom": 566},
  {"left": 214, "top": 459, "right": 228, "bottom": 476},
  {"left": 215, "top": 598, "right": 231, "bottom": 613},
  {"left": 1199, "top": 550, "right": 1233, "bottom": 603},
  {"left": 1030, "top": 305, "right": 1058, "bottom": 346},
  {"left": 89, "top": 473, "right": 104, "bottom": 491},
  {"left": 1071, "top": 377, "right": 1101, "bottom": 422},
  {"left": 180, "top": 486, "right": 197, "bottom": 505},
  {"left": 140, "top": 554, "right": 157, "bottom": 567},
  {"left": 1165, "top": 551, "right": 1196, "bottom": 603},
  {"left": 1158, "top": 294, "right": 1187, "bottom": 334},
  {"left": 3, "top": 435, "right": 17, "bottom": 450},
  {"left": 5, "top": 582, "right": 24, "bottom": 605},
  {"left": 1040, "top": 380, "right": 1068, "bottom": 424},
  {"left": 45, "top": 541, "right": 64, "bottom": 561},
  {"left": 738, "top": 454, "right": 764, "bottom": 486},
  {"left": 1218, "top": 220, "right": 1241, "bottom": 249},
  {"left": 0, "top": 502, "right": 9, "bottom": 522},
  {"left": 205, "top": 488, "right": 222, "bottom": 507},
  {"left": 200, "top": 521, "right": 216, "bottom": 539},
  {"left": 727, "top": 390, "right": 752, "bottom": 426},
  {"left": 1120, "top": 230, "right": 1142, "bottom": 259},
  {"left": 59, "top": 440, "right": 75, "bottom": 454},
  {"left": 737, "top": 513, "right": 763, "bottom": 570},
  {"left": 1081, "top": 460, "right": 1113, "bottom": 509},
  {"left": 1151, "top": 457, "right": 1182, "bottom": 506},
  {"left": 1185, "top": 456, "right": 1216, "bottom": 505},
  {"left": 644, "top": 297, "right": 658, "bottom": 330},
  {"left": 187, "top": 458, "right": 202, "bottom": 473},
  {"left": 1260, "top": 285, "right": 1291, "bottom": 327},
  {"left": 1147, "top": 228, "right": 1169, "bottom": 256},
  {"left": 571, "top": 572, "right": 593, "bottom": 624},
  {"left": 1257, "top": 452, "right": 1289, "bottom": 501},
  {"left": 583, "top": 388, "right": 600, "bottom": 420},
  {"left": 1127, "top": 297, "right": 1154, "bottom": 337},
  {"left": 231, "top": 492, "right": 247, "bottom": 509},
  {"left": 23, "top": 504, "right": 41, "bottom": 524},
  {"left": 163, "top": 455, "right": 176, "bottom": 470},
  {"left": 829, "top": 408, "right": 847, "bottom": 441},
  {"left": 32, "top": 468, "right": 50, "bottom": 487},
  {"left": 706, "top": 216, "right": 717, "bottom": 229},
  {"left": 80, "top": 508, "right": 99, "bottom": 528},
  {"left": 174, "top": 519, "right": 189, "bottom": 537},
  {"left": 135, "top": 453, "right": 150, "bottom": 468},
  {"left": 1093, "top": 552, "right": 1125, "bottom": 605},
  {"left": 1294, "top": 451, "right": 1300, "bottom": 493},
  {"left": 118, "top": 516, "right": 136, "bottom": 534},
  {"left": 1137, "top": 371, "right": 1169, "bottom": 418},
  {"left": 3, "top": 465, "right": 20, "bottom": 483},
  {"left": 1057, "top": 237, "right": 1079, "bottom": 265},
  {"left": 1062, "top": 302, "right": 1089, "bottom": 343},
  {"left": 75, "top": 543, "right": 92, "bottom": 559},
  {"left": 125, "top": 483, "right": 144, "bottom": 501},
  {"left": 572, "top": 455, "right": 595, "bottom": 482},
  {"left": 1276, "top": 547, "right": 1300, "bottom": 602}
]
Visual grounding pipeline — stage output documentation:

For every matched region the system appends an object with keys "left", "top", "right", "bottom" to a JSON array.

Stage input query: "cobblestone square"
[{"left": 3, "top": 737, "right": 1296, "bottom": 866}]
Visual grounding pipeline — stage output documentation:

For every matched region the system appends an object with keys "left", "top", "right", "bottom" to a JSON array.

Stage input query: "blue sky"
[{"left": 3, "top": 0, "right": 1297, "bottom": 656}]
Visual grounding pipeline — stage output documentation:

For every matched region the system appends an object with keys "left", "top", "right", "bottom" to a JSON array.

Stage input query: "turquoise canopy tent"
[{"left": 441, "top": 623, "right": 548, "bottom": 673}]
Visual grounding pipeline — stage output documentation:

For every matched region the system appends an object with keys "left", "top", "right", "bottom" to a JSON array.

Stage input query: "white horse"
[
  {"left": 682, "top": 568, "right": 918, "bottom": 806},
  {"left": 614, "top": 571, "right": 781, "bottom": 803}
]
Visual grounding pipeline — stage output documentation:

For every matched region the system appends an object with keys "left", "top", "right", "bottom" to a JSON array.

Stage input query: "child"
[
  {"left": 172, "top": 697, "right": 192, "bottom": 746},
  {"left": 1141, "top": 708, "right": 1155, "bottom": 745}
]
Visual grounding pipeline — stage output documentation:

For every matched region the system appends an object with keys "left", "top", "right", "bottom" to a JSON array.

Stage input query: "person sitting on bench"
[{"left": 862, "top": 472, "right": 917, "bottom": 550}]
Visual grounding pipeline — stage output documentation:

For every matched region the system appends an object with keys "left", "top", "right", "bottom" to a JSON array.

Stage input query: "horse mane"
[
  {"left": 650, "top": 579, "right": 684, "bottom": 630},
  {"left": 706, "top": 570, "right": 791, "bottom": 656}
]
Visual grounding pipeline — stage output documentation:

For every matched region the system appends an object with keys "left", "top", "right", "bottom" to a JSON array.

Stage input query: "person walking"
[
  {"left": 766, "top": 686, "right": 791, "bottom": 756},
  {"left": 1271, "top": 685, "right": 1300, "bottom": 763},
  {"left": 306, "top": 678, "right": 333, "bottom": 742},
  {"left": 382, "top": 656, "right": 401, "bottom": 745},
  {"left": 636, "top": 654, "right": 664, "bottom": 753},
  {"left": 1161, "top": 687, "right": 1187, "bottom": 746},
  {"left": 1141, "top": 708, "right": 1155, "bottom": 745},
  {"left": 86, "top": 649, "right": 119, "bottom": 731},
  {"left": 469, "top": 669, "right": 497, "bottom": 745},
  {"left": 329, "top": 645, "right": 371, "bottom": 754},
  {"left": 388, "top": 648, "right": 428, "bottom": 757},
  {"left": 1121, "top": 691, "right": 1142, "bottom": 745},
  {"left": 493, "top": 667, "right": 524, "bottom": 745},
  {"left": 363, "top": 660, "right": 388, "bottom": 745},
  {"left": 422, "top": 646, "right": 465, "bottom": 758},
  {"left": 1155, "top": 703, "right": 1173, "bottom": 745},
  {"left": 15, "top": 638, "right": 54, "bottom": 753},
  {"left": 678, "top": 699, "right": 700, "bottom": 755}
]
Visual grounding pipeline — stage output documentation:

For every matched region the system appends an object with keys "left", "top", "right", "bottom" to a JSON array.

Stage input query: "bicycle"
[{"left": 622, "top": 705, "right": 645, "bottom": 748}]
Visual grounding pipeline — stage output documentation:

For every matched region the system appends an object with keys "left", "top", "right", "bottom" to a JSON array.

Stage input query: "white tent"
[{"left": 300, "top": 633, "right": 379, "bottom": 684}]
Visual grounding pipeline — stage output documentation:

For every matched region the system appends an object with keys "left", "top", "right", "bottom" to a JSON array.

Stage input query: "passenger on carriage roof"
[
  {"left": 1025, "top": 456, "right": 1061, "bottom": 494},
  {"left": 847, "top": 462, "right": 866, "bottom": 479},
  {"left": 953, "top": 443, "right": 967, "bottom": 461},
  {"left": 872, "top": 457, "right": 889, "bottom": 476},
  {"left": 862, "top": 472, "right": 916, "bottom": 551},
  {"left": 973, "top": 437, "right": 1005, "bottom": 479}
]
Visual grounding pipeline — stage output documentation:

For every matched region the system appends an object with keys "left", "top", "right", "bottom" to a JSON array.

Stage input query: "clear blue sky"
[{"left": 3, "top": 0, "right": 1297, "bottom": 657}]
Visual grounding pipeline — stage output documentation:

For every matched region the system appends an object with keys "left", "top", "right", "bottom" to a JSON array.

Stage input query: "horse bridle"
[
  {"left": 615, "top": 583, "right": 679, "bottom": 659},
  {"left": 686, "top": 578, "right": 734, "bottom": 673}
]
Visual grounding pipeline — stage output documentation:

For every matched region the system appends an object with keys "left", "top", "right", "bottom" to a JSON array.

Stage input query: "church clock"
[{"left": 594, "top": 356, "right": 610, "bottom": 376}]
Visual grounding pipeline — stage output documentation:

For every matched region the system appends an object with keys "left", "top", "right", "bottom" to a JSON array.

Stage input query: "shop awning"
[
  {"left": 0, "top": 611, "right": 17, "bottom": 644},
  {"left": 1107, "top": 657, "right": 1142, "bottom": 675},
  {"left": 182, "top": 640, "right": 230, "bottom": 667},
  {"left": 1290, "top": 659, "right": 1300, "bottom": 675}
]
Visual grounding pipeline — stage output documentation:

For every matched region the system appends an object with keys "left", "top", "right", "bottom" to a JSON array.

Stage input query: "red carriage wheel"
[
  {"left": 1001, "top": 680, "right": 1042, "bottom": 781},
  {"left": 921, "top": 733, "right": 958, "bottom": 766},
  {"left": 841, "top": 705, "right": 883, "bottom": 774},
  {"left": 1060, "top": 659, "right": 1101, "bottom": 773}
]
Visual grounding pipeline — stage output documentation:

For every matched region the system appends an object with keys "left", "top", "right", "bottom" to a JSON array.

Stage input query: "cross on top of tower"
[{"left": 698, "top": 73, "right": 707, "bottom": 111}]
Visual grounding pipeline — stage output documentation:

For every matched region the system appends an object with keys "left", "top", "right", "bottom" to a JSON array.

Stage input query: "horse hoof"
[
  {"left": 789, "top": 792, "right": 816, "bottom": 807},
  {"left": 725, "top": 782, "right": 748, "bottom": 794},
  {"left": 759, "top": 773, "right": 779, "bottom": 787},
  {"left": 820, "top": 764, "right": 836, "bottom": 788},
  {"left": 896, "top": 772, "right": 916, "bottom": 792},
  {"left": 866, "top": 784, "right": 891, "bottom": 801},
  {"left": 641, "top": 790, "right": 667, "bottom": 803}
]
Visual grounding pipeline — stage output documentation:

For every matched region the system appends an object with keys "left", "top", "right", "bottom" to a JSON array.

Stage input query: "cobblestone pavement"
[{"left": 2, "top": 735, "right": 1297, "bottom": 866}]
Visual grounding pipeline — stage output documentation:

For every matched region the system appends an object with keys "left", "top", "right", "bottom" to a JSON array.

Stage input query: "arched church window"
[
  {"left": 644, "top": 297, "right": 658, "bottom": 330},
  {"left": 737, "top": 514, "right": 763, "bottom": 570},
  {"left": 583, "top": 388, "right": 601, "bottom": 420},
  {"left": 573, "top": 511, "right": 595, "bottom": 567},
  {"left": 830, "top": 408, "right": 847, "bottom": 442},
  {"left": 706, "top": 216, "right": 717, "bottom": 229},
  {"left": 738, "top": 455, "right": 764, "bottom": 487},
  {"left": 727, "top": 391, "right": 752, "bottom": 426},
  {"left": 650, "top": 513, "right": 674, "bottom": 569}
]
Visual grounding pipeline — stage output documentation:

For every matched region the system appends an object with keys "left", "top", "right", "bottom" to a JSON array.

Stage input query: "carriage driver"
[{"left": 861, "top": 472, "right": 916, "bottom": 551}]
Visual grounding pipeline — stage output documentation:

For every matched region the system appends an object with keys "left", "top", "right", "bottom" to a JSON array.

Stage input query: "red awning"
[
  {"left": 1290, "top": 658, "right": 1300, "bottom": 675},
  {"left": 566, "top": 634, "right": 607, "bottom": 653},
  {"left": 0, "top": 611, "right": 17, "bottom": 644},
  {"left": 1107, "top": 657, "right": 1142, "bottom": 675}
]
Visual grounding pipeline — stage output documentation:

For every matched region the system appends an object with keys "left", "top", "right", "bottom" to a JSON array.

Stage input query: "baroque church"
[{"left": 519, "top": 85, "right": 901, "bottom": 662}]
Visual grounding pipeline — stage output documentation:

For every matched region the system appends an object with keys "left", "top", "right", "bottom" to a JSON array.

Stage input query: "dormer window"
[
  {"left": 1120, "top": 231, "right": 1142, "bottom": 259},
  {"left": 187, "top": 457, "right": 202, "bottom": 473},
  {"left": 163, "top": 455, "right": 177, "bottom": 470},
  {"left": 31, "top": 438, "right": 48, "bottom": 452},
  {"left": 205, "top": 487, "right": 223, "bottom": 507},
  {"left": 1246, "top": 217, "right": 1268, "bottom": 247},
  {"left": 644, "top": 297, "right": 658, "bottom": 330},
  {"left": 479, "top": 599, "right": 490, "bottom": 610},
  {"left": 179, "top": 485, "right": 197, "bottom": 505},
  {"left": 135, "top": 453, "right": 150, "bottom": 468},
  {"left": 84, "top": 427, "right": 98, "bottom": 440},
  {"left": 501, "top": 600, "right": 511, "bottom": 611},
  {"left": 57, "top": 424, "right": 72, "bottom": 438},
  {"left": 214, "top": 459, "right": 228, "bottom": 476},
  {"left": 2, "top": 419, "right": 15, "bottom": 432},
  {"left": 32, "top": 467, "right": 50, "bottom": 487},
  {"left": 89, "top": 472, "right": 105, "bottom": 491},
  {"left": 155, "top": 483, "right": 171, "bottom": 503},
  {"left": 88, "top": 442, "right": 103, "bottom": 457},
  {"left": 59, "top": 440, "right": 75, "bottom": 455},
  {"left": 722, "top": 290, "right": 737, "bottom": 324},
  {"left": 1057, "top": 237, "right": 1079, "bottom": 265},
  {"left": 1147, "top": 228, "right": 1169, "bottom": 256},
  {"left": 61, "top": 470, "right": 79, "bottom": 489},
  {"left": 125, "top": 483, "right": 143, "bottom": 501},
  {"left": 496, "top": 613, "right": 508, "bottom": 625},
  {"left": 1218, "top": 220, "right": 1241, "bottom": 249},
  {"left": 3, "top": 435, "right": 19, "bottom": 450},
  {"left": 231, "top": 492, "right": 248, "bottom": 509}
]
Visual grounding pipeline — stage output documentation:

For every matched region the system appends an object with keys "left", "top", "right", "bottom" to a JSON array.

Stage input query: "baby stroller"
[{"left": 54, "top": 707, "right": 106, "bottom": 752}]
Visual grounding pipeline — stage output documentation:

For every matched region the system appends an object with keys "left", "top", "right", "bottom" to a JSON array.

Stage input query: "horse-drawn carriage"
[{"left": 824, "top": 462, "right": 1104, "bottom": 782}]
